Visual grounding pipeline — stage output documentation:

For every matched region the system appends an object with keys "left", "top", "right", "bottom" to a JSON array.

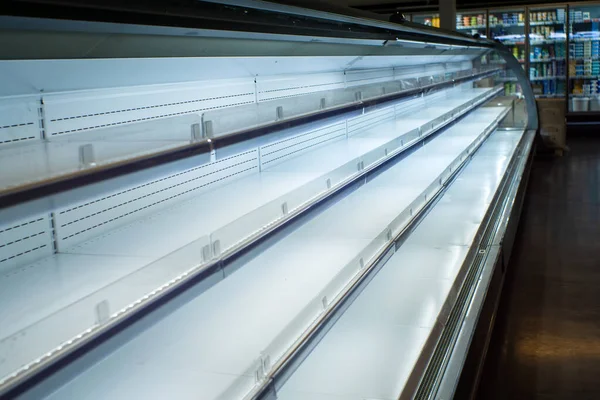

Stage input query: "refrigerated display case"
[
  {"left": 529, "top": 6, "right": 568, "bottom": 98},
  {"left": 456, "top": 10, "right": 487, "bottom": 38},
  {"left": 0, "top": 1, "right": 537, "bottom": 400},
  {"left": 569, "top": 3, "right": 600, "bottom": 111}
]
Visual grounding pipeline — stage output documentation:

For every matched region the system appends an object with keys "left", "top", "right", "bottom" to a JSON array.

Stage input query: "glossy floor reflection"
[{"left": 477, "top": 137, "right": 600, "bottom": 400}]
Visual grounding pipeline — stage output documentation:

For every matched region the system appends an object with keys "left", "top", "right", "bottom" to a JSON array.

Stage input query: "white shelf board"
[
  {"left": 39, "top": 104, "right": 511, "bottom": 400},
  {"left": 0, "top": 253, "right": 152, "bottom": 340},
  {"left": 290, "top": 185, "right": 424, "bottom": 241},
  {"left": 0, "top": 114, "right": 199, "bottom": 193},
  {"left": 281, "top": 323, "right": 430, "bottom": 400},
  {"left": 277, "top": 127, "right": 525, "bottom": 400}
]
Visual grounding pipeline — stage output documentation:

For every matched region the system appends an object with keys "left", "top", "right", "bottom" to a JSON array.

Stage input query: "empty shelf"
[
  {"left": 277, "top": 129, "right": 525, "bottom": 400},
  {"left": 0, "top": 86, "right": 502, "bottom": 384},
  {"left": 0, "top": 115, "right": 198, "bottom": 194},
  {"left": 38, "top": 103, "right": 511, "bottom": 400}
]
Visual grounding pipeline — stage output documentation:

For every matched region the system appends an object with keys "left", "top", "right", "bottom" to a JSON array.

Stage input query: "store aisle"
[{"left": 477, "top": 137, "right": 600, "bottom": 399}]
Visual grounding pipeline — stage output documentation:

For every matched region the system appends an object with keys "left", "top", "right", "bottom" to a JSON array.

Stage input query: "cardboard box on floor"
[
  {"left": 537, "top": 98, "right": 566, "bottom": 152},
  {"left": 474, "top": 77, "right": 495, "bottom": 88}
]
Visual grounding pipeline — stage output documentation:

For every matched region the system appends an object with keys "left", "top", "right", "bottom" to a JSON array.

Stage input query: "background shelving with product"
[
  {"left": 569, "top": 5, "right": 600, "bottom": 112},
  {"left": 456, "top": 10, "right": 487, "bottom": 38},
  {"left": 412, "top": 12, "right": 440, "bottom": 28},
  {"left": 529, "top": 7, "right": 567, "bottom": 98},
  {"left": 406, "top": 2, "right": 600, "bottom": 116},
  {"left": 488, "top": 9, "right": 526, "bottom": 96}
]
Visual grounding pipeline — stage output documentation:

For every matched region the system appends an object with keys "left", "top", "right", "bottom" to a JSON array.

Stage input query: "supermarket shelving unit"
[
  {"left": 529, "top": 6, "right": 568, "bottom": 98},
  {"left": 488, "top": 8, "right": 527, "bottom": 97},
  {"left": 456, "top": 9, "right": 488, "bottom": 39},
  {"left": 568, "top": 2, "right": 600, "bottom": 115},
  {"left": 409, "top": 2, "right": 600, "bottom": 121}
]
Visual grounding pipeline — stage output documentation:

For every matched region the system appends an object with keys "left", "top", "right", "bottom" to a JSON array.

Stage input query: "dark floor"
[{"left": 477, "top": 136, "right": 600, "bottom": 400}]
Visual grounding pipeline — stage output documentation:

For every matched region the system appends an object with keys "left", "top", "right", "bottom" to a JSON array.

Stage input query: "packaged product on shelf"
[
  {"left": 569, "top": 61, "right": 576, "bottom": 76},
  {"left": 572, "top": 11, "right": 583, "bottom": 23},
  {"left": 573, "top": 80, "right": 583, "bottom": 95},
  {"left": 556, "top": 43, "right": 566, "bottom": 59}
]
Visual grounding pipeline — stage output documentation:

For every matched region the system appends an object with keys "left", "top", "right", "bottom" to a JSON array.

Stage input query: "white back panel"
[
  {"left": 259, "top": 121, "right": 347, "bottom": 170},
  {"left": 0, "top": 215, "right": 53, "bottom": 274},
  {"left": 0, "top": 97, "right": 40, "bottom": 146},
  {"left": 394, "top": 65, "right": 428, "bottom": 80},
  {"left": 397, "top": 64, "right": 446, "bottom": 81},
  {"left": 43, "top": 80, "right": 256, "bottom": 137},
  {"left": 346, "top": 68, "right": 395, "bottom": 87},
  {"left": 395, "top": 96, "right": 426, "bottom": 117},
  {"left": 256, "top": 72, "right": 345, "bottom": 102},
  {"left": 54, "top": 150, "right": 258, "bottom": 249},
  {"left": 347, "top": 106, "right": 395, "bottom": 137},
  {"left": 426, "top": 89, "right": 452, "bottom": 105},
  {"left": 455, "top": 61, "right": 474, "bottom": 72},
  {"left": 30, "top": 61, "right": 474, "bottom": 141},
  {"left": 0, "top": 56, "right": 475, "bottom": 97}
]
